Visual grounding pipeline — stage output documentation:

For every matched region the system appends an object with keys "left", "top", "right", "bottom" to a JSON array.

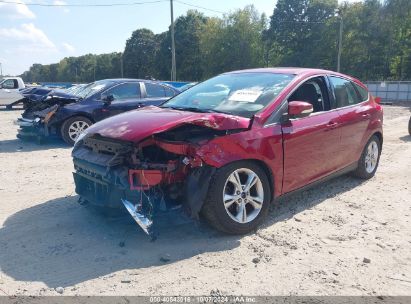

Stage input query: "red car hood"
[{"left": 85, "top": 106, "right": 251, "bottom": 143}]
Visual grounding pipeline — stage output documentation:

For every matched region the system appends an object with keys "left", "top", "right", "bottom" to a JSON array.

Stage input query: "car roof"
[
  {"left": 226, "top": 67, "right": 350, "bottom": 77},
  {"left": 103, "top": 78, "right": 169, "bottom": 83},
  {"left": 225, "top": 67, "right": 364, "bottom": 86},
  {"left": 101, "top": 78, "right": 178, "bottom": 89}
]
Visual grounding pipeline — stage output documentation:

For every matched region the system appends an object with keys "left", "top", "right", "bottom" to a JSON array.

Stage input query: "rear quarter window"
[
  {"left": 165, "top": 87, "right": 176, "bottom": 97},
  {"left": 145, "top": 83, "right": 166, "bottom": 98},
  {"left": 329, "top": 76, "right": 362, "bottom": 108},
  {"left": 353, "top": 83, "right": 369, "bottom": 102}
]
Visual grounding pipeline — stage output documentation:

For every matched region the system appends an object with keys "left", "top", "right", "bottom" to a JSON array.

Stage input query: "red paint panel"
[
  {"left": 196, "top": 124, "right": 284, "bottom": 197},
  {"left": 129, "top": 167, "right": 186, "bottom": 190}
]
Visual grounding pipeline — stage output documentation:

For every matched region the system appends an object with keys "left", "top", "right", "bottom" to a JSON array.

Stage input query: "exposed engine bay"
[
  {"left": 71, "top": 125, "right": 236, "bottom": 237},
  {"left": 22, "top": 93, "right": 78, "bottom": 119}
]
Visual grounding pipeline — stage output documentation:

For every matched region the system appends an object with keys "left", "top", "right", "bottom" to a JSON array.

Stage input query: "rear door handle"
[{"left": 362, "top": 113, "right": 371, "bottom": 119}]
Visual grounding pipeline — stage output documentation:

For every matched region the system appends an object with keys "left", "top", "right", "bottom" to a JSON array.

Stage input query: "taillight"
[{"left": 374, "top": 96, "right": 382, "bottom": 104}]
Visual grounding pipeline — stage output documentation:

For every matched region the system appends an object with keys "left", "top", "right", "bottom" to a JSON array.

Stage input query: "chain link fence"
[{"left": 365, "top": 81, "right": 411, "bottom": 104}]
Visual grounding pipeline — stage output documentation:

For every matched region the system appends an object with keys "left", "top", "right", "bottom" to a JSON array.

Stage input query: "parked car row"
[{"left": 16, "top": 79, "right": 179, "bottom": 144}]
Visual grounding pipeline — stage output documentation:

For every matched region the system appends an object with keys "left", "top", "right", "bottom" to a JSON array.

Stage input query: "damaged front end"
[
  {"left": 16, "top": 93, "right": 78, "bottom": 140},
  {"left": 16, "top": 104, "right": 60, "bottom": 140},
  {"left": 71, "top": 125, "right": 228, "bottom": 237},
  {"left": 22, "top": 92, "right": 78, "bottom": 118}
]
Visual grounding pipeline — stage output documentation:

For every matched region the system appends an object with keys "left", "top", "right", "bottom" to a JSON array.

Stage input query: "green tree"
[
  {"left": 199, "top": 5, "right": 266, "bottom": 78},
  {"left": 266, "top": 0, "right": 338, "bottom": 69},
  {"left": 156, "top": 10, "right": 208, "bottom": 81},
  {"left": 123, "top": 28, "right": 159, "bottom": 79},
  {"left": 385, "top": 0, "right": 411, "bottom": 79}
]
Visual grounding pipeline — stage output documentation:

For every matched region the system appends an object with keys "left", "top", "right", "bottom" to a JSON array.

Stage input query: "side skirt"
[{"left": 274, "top": 161, "right": 358, "bottom": 202}]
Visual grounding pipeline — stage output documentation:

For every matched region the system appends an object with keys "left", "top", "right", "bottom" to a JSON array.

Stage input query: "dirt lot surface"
[{"left": 0, "top": 106, "right": 410, "bottom": 296}]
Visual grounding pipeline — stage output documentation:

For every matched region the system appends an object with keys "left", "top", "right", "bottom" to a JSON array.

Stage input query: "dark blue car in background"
[{"left": 16, "top": 79, "right": 179, "bottom": 145}]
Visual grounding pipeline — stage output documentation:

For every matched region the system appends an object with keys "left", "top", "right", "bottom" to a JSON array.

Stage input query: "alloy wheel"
[
  {"left": 68, "top": 120, "right": 90, "bottom": 142},
  {"left": 365, "top": 140, "right": 379, "bottom": 173},
  {"left": 223, "top": 168, "right": 264, "bottom": 224}
]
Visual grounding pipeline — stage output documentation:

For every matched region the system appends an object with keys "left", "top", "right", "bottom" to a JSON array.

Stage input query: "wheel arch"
[
  {"left": 372, "top": 131, "right": 383, "bottom": 147},
  {"left": 57, "top": 113, "right": 95, "bottom": 129},
  {"left": 64, "top": 113, "right": 95, "bottom": 124}
]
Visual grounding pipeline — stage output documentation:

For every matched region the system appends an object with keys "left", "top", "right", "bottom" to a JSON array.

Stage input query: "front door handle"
[{"left": 327, "top": 121, "right": 338, "bottom": 128}]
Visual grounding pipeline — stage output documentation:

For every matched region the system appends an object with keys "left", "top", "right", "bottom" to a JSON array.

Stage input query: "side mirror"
[
  {"left": 101, "top": 93, "right": 114, "bottom": 105},
  {"left": 288, "top": 101, "right": 313, "bottom": 118}
]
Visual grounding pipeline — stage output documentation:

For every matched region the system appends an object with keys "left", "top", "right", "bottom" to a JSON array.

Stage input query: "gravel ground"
[{"left": 0, "top": 106, "right": 410, "bottom": 296}]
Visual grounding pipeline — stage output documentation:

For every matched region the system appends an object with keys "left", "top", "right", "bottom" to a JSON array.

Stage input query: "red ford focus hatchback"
[{"left": 72, "top": 68, "right": 383, "bottom": 236}]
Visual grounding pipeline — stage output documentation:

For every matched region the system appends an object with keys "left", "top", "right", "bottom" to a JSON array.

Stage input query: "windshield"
[
  {"left": 162, "top": 73, "right": 294, "bottom": 117},
  {"left": 72, "top": 80, "right": 113, "bottom": 99},
  {"left": 64, "top": 84, "right": 86, "bottom": 95}
]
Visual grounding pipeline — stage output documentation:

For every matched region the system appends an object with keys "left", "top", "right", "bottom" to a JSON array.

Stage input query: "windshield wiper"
[{"left": 162, "top": 106, "right": 230, "bottom": 114}]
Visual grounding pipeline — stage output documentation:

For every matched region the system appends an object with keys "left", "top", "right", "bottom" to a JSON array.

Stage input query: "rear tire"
[
  {"left": 352, "top": 135, "right": 381, "bottom": 179},
  {"left": 61, "top": 116, "right": 92, "bottom": 145},
  {"left": 408, "top": 116, "right": 411, "bottom": 135},
  {"left": 201, "top": 161, "right": 271, "bottom": 234}
]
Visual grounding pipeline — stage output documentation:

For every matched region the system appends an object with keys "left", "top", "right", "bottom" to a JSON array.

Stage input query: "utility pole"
[
  {"left": 170, "top": 0, "right": 176, "bottom": 81},
  {"left": 337, "top": 16, "right": 343, "bottom": 72},
  {"left": 120, "top": 53, "right": 124, "bottom": 78}
]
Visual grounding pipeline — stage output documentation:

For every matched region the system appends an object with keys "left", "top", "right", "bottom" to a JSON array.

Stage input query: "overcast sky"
[{"left": 0, "top": 0, "right": 361, "bottom": 76}]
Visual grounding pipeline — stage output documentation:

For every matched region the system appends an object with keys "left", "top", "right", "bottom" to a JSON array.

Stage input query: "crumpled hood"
[
  {"left": 22, "top": 88, "right": 78, "bottom": 102},
  {"left": 84, "top": 106, "right": 251, "bottom": 143}
]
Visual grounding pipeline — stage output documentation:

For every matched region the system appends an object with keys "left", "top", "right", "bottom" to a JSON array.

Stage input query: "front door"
[
  {"left": 94, "top": 82, "right": 143, "bottom": 121},
  {"left": 281, "top": 76, "right": 343, "bottom": 193}
]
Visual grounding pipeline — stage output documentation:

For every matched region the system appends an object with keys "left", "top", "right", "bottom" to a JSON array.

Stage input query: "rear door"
[
  {"left": 94, "top": 82, "right": 144, "bottom": 120},
  {"left": 328, "top": 76, "right": 371, "bottom": 165},
  {"left": 281, "top": 76, "right": 343, "bottom": 193},
  {"left": 141, "top": 82, "right": 176, "bottom": 106}
]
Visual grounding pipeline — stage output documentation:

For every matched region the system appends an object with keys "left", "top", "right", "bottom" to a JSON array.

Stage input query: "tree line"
[{"left": 21, "top": 0, "right": 411, "bottom": 83}]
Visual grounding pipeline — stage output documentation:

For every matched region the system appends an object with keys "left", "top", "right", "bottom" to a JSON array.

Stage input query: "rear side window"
[
  {"left": 353, "top": 83, "right": 369, "bottom": 102},
  {"left": 105, "top": 83, "right": 141, "bottom": 101},
  {"left": 145, "top": 83, "right": 166, "bottom": 98},
  {"left": 165, "top": 87, "right": 176, "bottom": 97},
  {"left": 329, "top": 76, "right": 361, "bottom": 108}
]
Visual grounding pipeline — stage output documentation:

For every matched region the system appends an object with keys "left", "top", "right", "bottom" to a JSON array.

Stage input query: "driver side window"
[
  {"left": 2, "top": 79, "right": 18, "bottom": 89},
  {"left": 104, "top": 83, "right": 141, "bottom": 101},
  {"left": 288, "top": 77, "right": 330, "bottom": 113}
]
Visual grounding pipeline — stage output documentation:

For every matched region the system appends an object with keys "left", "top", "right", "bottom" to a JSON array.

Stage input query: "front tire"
[
  {"left": 61, "top": 116, "right": 92, "bottom": 145},
  {"left": 352, "top": 135, "right": 381, "bottom": 179},
  {"left": 202, "top": 161, "right": 271, "bottom": 234},
  {"left": 408, "top": 116, "right": 411, "bottom": 135}
]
